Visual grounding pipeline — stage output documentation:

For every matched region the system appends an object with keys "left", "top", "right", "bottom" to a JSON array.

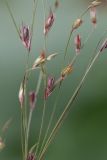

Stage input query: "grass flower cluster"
[{"left": 1, "top": 0, "right": 107, "bottom": 160}]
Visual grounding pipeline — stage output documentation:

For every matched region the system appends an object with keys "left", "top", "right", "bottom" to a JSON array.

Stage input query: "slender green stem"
[
  {"left": 5, "top": 0, "right": 20, "bottom": 37},
  {"left": 21, "top": 110, "right": 24, "bottom": 160},
  {"left": 35, "top": 100, "right": 46, "bottom": 156},
  {"left": 63, "top": 29, "right": 73, "bottom": 60},
  {"left": 38, "top": 87, "right": 61, "bottom": 158},
  {"left": 26, "top": 109, "right": 33, "bottom": 149},
  {"left": 31, "top": 0, "right": 39, "bottom": 43},
  {"left": 38, "top": 50, "right": 101, "bottom": 160},
  {"left": 36, "top": 71, "right": 42, "bottom": 95}
]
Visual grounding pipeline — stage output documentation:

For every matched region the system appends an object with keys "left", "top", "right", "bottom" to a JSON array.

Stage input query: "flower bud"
[
  {"left": 61, "top": 65, "right": 72, "bottom": 79},
  {"left": 90, "top": 7, "right": 97, "bottom": 26},
  {"left": 74, "top": 34, "right": 81, "bottom": 54},
  {"left": 44, "top": 9, "right": 55, "bottom": 35},
  {"left": 29, "top": 91, "right": 36, "bottom": 110},
  {"left": 72, "top": 18, "right": 82, "bottom": 30},
  {"left": 20, "top": 24, "right": 31, "bottom": 52}
]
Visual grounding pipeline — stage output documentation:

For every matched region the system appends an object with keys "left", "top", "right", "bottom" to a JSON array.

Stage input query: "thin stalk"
[
  {"left": 36, "top": 71, "right": 43, "bottom": 95},
  {"left": 26, "top": 109, "right": 33, "bottom": 148},
  {"left": 31, "top": 0, "right": 39, "bottom": 43},
  {"left": 38, "top": 87, "right": 61, "bottom": 158},
  {"left": 21, "top": 110, "right": 25, "bottom": 160},
  {"left": 35, "top": 65, "right": 47, "bottom": 156},
  {"left": 35, "top": 100, "right": 46, "bottom": 156},
  {"left": 38, "top": 50, "right": 101, "bottom": 160},
  {"left": 5, "top": 0, "right": 20, "bottom": 37},
  {"left": 64, "top": 29, "right": 73, "bottom": 60}
]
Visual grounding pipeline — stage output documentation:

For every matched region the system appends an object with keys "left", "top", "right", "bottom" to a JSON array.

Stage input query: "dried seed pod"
[
  {"left": 44, "top": 9, "right": 55, "bottom": 35},
  {"left": 20, "top": 23, "right": 31, "bottom": 52},
  {"left": 90, "top": 7, "right": 97, "bottom": 26},
  {"left": 61, "top": 65, "right": 72, "bottom": 79},
  {"left": 72, "top": 18, "right": 83, "bottom": 30},
  {"left": 74, "top": 34, "right": 81, "bottom": 54}
]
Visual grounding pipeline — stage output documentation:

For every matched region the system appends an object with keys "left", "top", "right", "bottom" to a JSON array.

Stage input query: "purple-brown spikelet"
[
  {"left": 29, "top": 91, "right": 37, "bottom": 110},
  {"left": 44, "top": 9, "right": 55, "bottom": 35},
  {"left": 20, "top": 23, "right": 31, "bottom": 52},
  {"left": 74, "top": 34, "right": 81, "bottom": 54},
  {"left": 45, "top": 76, "right": 55, "bottom": 99}
]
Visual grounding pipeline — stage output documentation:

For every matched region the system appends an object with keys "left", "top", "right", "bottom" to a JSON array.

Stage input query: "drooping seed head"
[
  {"left": 29, "top": 91, "right": 37, "bottom": 110},
  {"left": 90, "top": 7, "right": 97, "bottom": 27},
  {"left": 20, "top": 23, "right": 31, "bottom": 52},
  {"left": 72, "top": 18, "right": 83, "bottom": 30},
  {"left": 44, "top": 9, "right": 55, "bottom": 35},
  {"left": 74, "top": 34, "right": 81, "bottom": 54}
]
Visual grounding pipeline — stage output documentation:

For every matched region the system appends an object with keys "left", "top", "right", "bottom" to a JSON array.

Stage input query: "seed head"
[
  {"left": 74, "top": 34, "right": 81, "bottom": 54},
  {"left": 72, "top": 18, "right": 83, "bottom": 30},
  {"left": 18, "top": 83, "right": 24, "bottom": 107},
  {"left": 45, "top": 76, "right": 55, "bottom": 99},
  {"left": 29, "top": 91, "right": 37, "bottom": 110},
  {"left": 44, "top": 9, "right": 55, "bottom": 35},
  {"left": 90, "top": 7, "right": 97, "bottom": 27},
  {"left": 61, "top": 65, "right": 72, "bottom": 79},
  {"left": 32, "top": 51, "right": 46, "bottom": 68},
  {"left": 20, "top": 23, "right": 31, "bottom": 52}
]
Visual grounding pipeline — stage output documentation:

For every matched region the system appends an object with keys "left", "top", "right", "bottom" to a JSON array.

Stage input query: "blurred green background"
[{"left": 0, "top": 0, "right": 107, "bottom": 160}]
